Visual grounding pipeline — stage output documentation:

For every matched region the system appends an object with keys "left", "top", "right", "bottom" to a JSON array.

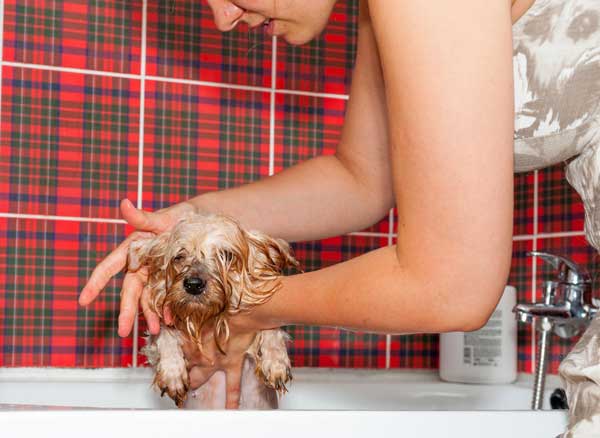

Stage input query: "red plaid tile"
[
  {"left": 535, "top": 236, "right": 599, "bottom": 374},
  {"left": 145, "top": 0, "right": 272, "bottom": 87},
  {"left": 142, "top": 80, "right": 271, "bottom": 211},
  {"left": 273, "top": 92, "right": 389, "bottom": 234},
  {"left": 388, "top": 334, "right": 438, "bottom": 369},
  {"left": 538, "top": 163, "right": 585, "bottom": 234},
  {"left": 0, "top": 217, "right": 132, "bottom": 367},
  {"left": 3, "top": 0, "right": 142, "bottom": 74},
  {"left": 514, "top": 172, "right": 535, "bottom": 236},
  {"left": 275, "top": 0, "right": 358, "bottom": 94},
  {"left": 0, "top": 66, "right": 140, "bottom": 218}
]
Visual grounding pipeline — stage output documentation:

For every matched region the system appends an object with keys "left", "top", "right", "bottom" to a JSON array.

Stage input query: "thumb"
[{"left": 120, "top": 199, "right": 163, "bottom": 233}]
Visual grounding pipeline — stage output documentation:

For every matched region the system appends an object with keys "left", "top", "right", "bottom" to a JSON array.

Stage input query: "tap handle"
[{"left": 528, "top": 251, "right": 591, "bottom": 285}]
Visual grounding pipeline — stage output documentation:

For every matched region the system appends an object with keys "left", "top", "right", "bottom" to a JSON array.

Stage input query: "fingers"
[
  {"left": 225, "top": 360, "right": 244, "bottom": 409},
  {"left": 205, "top": 0, "right": 244, "bottom": 31},
  {"left": 118, "top": 269, "right": 147, "bottom": 337},
  {"left": 120, "top": 198, "right": 163, "bottom": 234},
  {"left": 141, "top": 285, "right": 160, "bottom": 335},
  {"left": 78, "top": 236, "right": 133, "bottom": 306}
]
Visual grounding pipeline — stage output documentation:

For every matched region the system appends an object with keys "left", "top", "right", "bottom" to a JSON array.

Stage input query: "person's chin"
[{"left": 283, "top": 30, "right": 318, "bottom": 46}]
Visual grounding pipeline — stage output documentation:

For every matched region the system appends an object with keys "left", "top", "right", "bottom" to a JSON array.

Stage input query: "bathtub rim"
[{"left": 0, "top": 366, "right": 562, "bottom": 388}]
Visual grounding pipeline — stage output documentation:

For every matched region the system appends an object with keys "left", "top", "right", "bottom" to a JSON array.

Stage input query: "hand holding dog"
[{"left": 78, "top": 198, "right": 196, "bottom": 336}]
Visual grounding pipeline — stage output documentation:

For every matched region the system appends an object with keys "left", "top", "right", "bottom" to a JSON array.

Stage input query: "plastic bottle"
[{"left": 439, "top": 285, "right": 517, "bottom": 384}]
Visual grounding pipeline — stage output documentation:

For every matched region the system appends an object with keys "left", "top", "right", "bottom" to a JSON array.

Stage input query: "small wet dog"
[{"left": 127, "top": 213, "right": 298, "bottom": 409}]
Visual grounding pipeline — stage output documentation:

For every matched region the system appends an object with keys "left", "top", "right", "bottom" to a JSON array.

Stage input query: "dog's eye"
[
  {"left": 173, "top": 254, "right": 185, "bottom": 263},
  {"left": 221, "top": 250, "right": 235, "bottom": 263}
]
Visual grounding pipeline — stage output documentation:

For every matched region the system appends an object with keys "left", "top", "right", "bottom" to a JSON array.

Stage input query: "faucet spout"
[
  {"left": 512, "top": 251, "right": 599, "bottom": 410},
  {"left": 513, "top": 303, "right": 571, "bottom": 320}
]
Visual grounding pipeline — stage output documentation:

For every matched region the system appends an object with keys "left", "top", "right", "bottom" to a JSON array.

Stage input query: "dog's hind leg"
[{"left": 248, "top": 329, "right": 292, "bottom": 395}]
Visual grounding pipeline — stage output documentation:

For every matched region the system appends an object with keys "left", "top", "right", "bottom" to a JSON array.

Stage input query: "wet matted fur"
[{"left": 128, "top": 212, "right": 299, "bottom": 408}]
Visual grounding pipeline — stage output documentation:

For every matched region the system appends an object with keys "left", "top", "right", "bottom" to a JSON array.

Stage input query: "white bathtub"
[{"left": 0, "top": 368, "right": 568, "bottom": 437}]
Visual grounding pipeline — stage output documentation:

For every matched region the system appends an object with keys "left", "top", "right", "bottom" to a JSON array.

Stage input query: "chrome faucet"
[{"left": 513, "top": 251, "right": 598, "bottom": 410}]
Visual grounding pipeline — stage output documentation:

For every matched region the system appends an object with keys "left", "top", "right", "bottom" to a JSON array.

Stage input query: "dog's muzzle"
[{"left": 183, "top": 276, "right": 206, "bottom": 296}]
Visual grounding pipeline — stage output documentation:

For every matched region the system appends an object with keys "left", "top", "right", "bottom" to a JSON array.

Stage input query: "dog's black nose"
[{"left": 183, "top": 277, "right": 206, "bottom": 295}]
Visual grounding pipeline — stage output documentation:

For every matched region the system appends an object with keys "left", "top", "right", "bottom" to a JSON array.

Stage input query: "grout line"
[
  {"left": 512, "top": 230, "right": 586, "bottom": 241},
  {"left": 275, "top": 88, "right": 349, "bottom": 101},
  {"left": 131, "top": 0, "right": 149, "bottom": 368},
  {"left": 0, "top": 212, "right": 584, "bottom": 241},
  {"left": 0, "top": 212, "right": 126, "bottom": 224},
  {"left": 531, "top": 170, "right": 539, "bottom": 374},
  {"left": 146, "top": 73, "right": 271, "bottom": 93},
  {"left": 268, "top": 36, "right": 277, "bottom": 176},
  {"left": 1, "top": 61, "right": 351, "bottom": 101},
  {"left": 534, "top": 230, "right": 586, "bottom": 239},
  {"left": 2, "top": 61, "right": 141, "bottom": 80},
  {"left": 385, "top": 208, "right": 395, "bottom": 369},
  {"left": 384, "top": 230, "right": 585, "bottom": 242},
  {"left": 348, "top": 231, "right": 389, "bottom": 238}
]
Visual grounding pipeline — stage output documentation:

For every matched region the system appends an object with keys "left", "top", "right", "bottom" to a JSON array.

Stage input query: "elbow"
[
  {"left": 438, "top": 272, "right": 510, "bottom": 333},
  {"left": 412, "top": 248, "right": 512, "bottom": 334}
]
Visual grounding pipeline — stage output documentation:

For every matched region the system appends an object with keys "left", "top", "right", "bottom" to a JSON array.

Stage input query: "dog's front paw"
[{"left": 154, "top": 359, "right": 190, "bottom": 407}]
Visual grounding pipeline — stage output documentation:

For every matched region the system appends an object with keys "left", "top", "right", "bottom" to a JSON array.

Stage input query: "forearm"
[
  {"left": 189, "top": 154, "right": 393, "bottom": 242},
  {"left": 254, "top": 242, "right": 510, "bottom": 334}
]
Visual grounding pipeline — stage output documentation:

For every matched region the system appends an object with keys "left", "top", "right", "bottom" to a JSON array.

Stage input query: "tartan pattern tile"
[
  {"left": 0, "top": 217, "right": 132, "bottom": 367},
  {"left": 284, "top": 235, "right": 389, "bottom": 368},
  {"left": 276, "top": 0, "right": 358, "bottom": 94},
  {"left": 538, "top": 163, "right": 585, "bottom": 234},
  {"left": 514, "top": 171, "right": 535, "bottom": 236},
  {"left": 274, "top": 93, "right": 389, "bottom": 235},
  {"left": 145, "top": 0, "right": 272, "bottom": 87},
  {"left": 3, "top": 0, "right": 142, "bottom": 74},
  {"left": 535, "top": 236, "right": 600, "bottom": 374},
  {"left": 142, "top": 81, "right": 271, "bottom": 211},
  {"left": 388, "top": 334, "right": 438, "bottom": 369},
  {"left": 274, "top": 94, "right": 343, "bottom": 169},
  {"left": 510, "top": 240, "right": 534, "bottom": 373},
  {"left": 3, "top": 0, "right": 589, "bottom": 374},
  {"left": 0, "top": 66, "right": 140, "bottom": 218}
]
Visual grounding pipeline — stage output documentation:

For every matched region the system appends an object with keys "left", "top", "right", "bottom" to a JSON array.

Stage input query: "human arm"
[
  {"left": 78, "top": 0, "right": 395, "bottom": 333},
  {"left": 236, "top": 0, "right": 516, "bottom": 334}
]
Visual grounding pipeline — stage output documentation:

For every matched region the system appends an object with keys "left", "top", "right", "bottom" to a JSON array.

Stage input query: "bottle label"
[{"left": 463, "top": 309, "right": 502, "bottom": 367}]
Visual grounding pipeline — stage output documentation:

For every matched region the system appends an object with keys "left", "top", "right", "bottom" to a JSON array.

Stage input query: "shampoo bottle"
[{"left": 439, "top": 285, "right": 517, "bottom": 384}]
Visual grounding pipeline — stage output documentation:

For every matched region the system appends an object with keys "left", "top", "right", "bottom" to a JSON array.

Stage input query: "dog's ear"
[
  {"left": 245, "top": 230, "right": 300, "bottom": 277},
  {"left": 127, "top": 233, "right": 170, "bottom": 272},
  {"left": 221, "top": 229, "right": 299, "bottom": 313}
]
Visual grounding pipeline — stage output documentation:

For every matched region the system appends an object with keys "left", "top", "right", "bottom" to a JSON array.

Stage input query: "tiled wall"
[
  {"left": 512, "top": 168, "right": 599, "bottom": 374},
  {"left": 0, "top": 1, "right": 594, "bottom": 373}
]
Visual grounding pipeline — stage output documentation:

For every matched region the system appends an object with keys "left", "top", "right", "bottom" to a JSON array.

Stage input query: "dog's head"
[{"left": 127, "top": 213, "right": 298, "bottom": 351}]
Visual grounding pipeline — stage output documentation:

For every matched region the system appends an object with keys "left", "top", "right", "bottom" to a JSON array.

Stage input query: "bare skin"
[{"left": 80, "top": 0, "right": 529, "bottom": 407}]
